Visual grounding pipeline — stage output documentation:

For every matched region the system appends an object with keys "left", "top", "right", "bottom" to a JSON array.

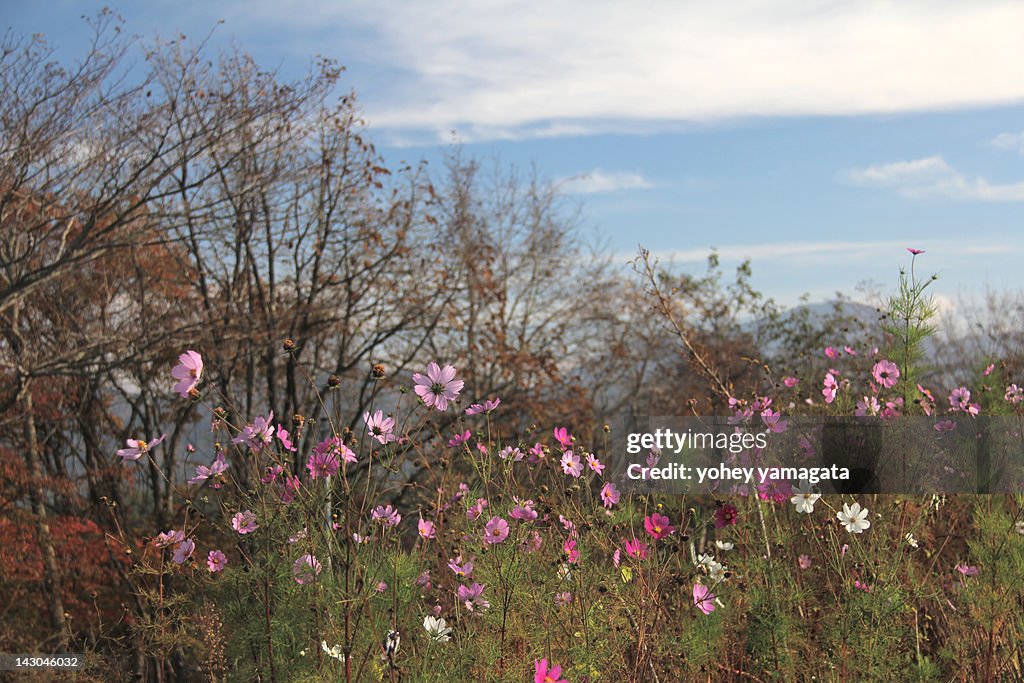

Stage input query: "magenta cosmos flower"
[
  {"left": 714, "top": 503, "right": 738, "bottom": 529},
  {"left": 534, "top": 659, "right": 568, "bottom": 683},
  {"left": 231, "top": 510, "right": 259, "bottom": 534},
  {"left": 117, "top": 434, "right": 166, "bottom": 461},
  {"left": 644, "top": 512, "right": 675, "bottom": 540},
  {"left": 483, "top": 516, "right": 510, "bottom": 544},
  {"left": 171, "top": 350, "right": 203, "bottom": 397},
  {"left": 872, "top": 359, "right": 900, "bottom": 389},
  {"left": 412, "top": 362, "right": 464, "bottom": 411},
  {"left": 207, "top": 549, "right": 228, "bottom": 573}
]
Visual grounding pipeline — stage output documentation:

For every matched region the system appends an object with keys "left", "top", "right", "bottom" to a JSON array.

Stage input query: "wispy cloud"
[
  {"left": 557, "top": 169, "right": 654, "bottom": 195},
  {"left": 846, "top": 156, "right": 1024, "bottom": 202},
  {"left": 226, "top": 1, "right": 1024, "bottom": 141},
  {"left": 624, "top": 239, "right": 1022, "bottom": 266},
  {"left": 992, "top": 131, "right": 1024, "bottom": 155}
]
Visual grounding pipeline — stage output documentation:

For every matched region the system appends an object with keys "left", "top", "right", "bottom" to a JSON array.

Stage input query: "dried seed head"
[
  {"left": 327, "top": 374, "right": 341, "bottom": 388},
  {"left": 283, "top": 338, "right": 296, "bottom": 351}
]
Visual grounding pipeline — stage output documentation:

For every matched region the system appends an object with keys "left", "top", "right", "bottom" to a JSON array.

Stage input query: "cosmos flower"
[
  {"left": 117, "top": 434, "right": 166, "bottom": 461},
  {"left": 231, "top": 510, "right": 259, "bottom": 534},
  {"left": 837, "top": 501, "right": 871, "bottom": 534},
  {"left": 412, "top": 362, "right": 464, "bottom": 411},
  {"left": 171, "top": 350, "right": 203, "bottom": 397},
  {"left": 693, "top": 583, "right": 716, "bottom": 615},
  {"left": 207, "top": 549, "right": 228, "bottom": 573},
  {"left": 423, "top": 615, "right": 452, "bottom": 642}
]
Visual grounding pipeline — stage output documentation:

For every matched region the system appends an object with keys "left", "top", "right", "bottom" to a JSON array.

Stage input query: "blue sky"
[{"left": 6, "top": 0, "right": 1024, "bottom": 309}]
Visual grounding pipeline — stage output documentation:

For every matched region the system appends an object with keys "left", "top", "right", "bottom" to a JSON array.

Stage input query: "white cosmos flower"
[
  {"left": 790, "top": 479, "right": 821, "bottom": 514},
  {"left": 715, "top": 540, "right": 734, "bottom": 552},
  {"left": 423, "top": 615, "right": 453, "bottom": 642},
  {"left": 837, "top": 501, "right": 871, "bottom": 534},
  {"left": 321, "top": 640, "right": 346, "bottom": 662}
]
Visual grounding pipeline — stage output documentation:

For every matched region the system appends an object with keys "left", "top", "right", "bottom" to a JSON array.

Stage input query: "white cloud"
[
  {"left": 232, "top": 0, "right": 1024, "bottom": 140},
  {"left": 557, "top": 169, "right": 654, "bottom": 194},
  {"left": 992, "top": 131, "right": 1024, "bottom": 155},
  {"left": 627, "top": 239, "right": 1022, "bottom": 265},
  {"left": 846, "top": 156, "right": 1024, "bottom": 202}
]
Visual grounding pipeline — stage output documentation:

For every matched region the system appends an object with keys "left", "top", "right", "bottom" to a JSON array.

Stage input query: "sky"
[{"left": 5, "top": 0, "right": 1024, "bottom": 310}]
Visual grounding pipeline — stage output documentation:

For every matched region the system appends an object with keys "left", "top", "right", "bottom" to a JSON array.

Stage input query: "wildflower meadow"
[{"left": 3, "top": 11, "right": 1024, "bottom": 683}]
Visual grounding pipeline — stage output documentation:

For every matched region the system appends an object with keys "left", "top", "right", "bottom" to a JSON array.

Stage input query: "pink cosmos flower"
[
  {"left": 825, "top": 346, "right": 839, "bottom": 359},
  {"left": 171, "top": 350, "right": 203, "bottom": 397},
  {"left": 448, "top": 430, "right": 471, "bottom": 448},
  {"left": 693, "top": 583, "right": 716, "bottom": 615},
  {"left": 457, "top": 582, "right": 490, "bottom": 611},
  {"left": 307, "top": 447, "right": 340, "bottom": 480},
  {"left": 412, "top": 362, "right": 464, "bottom": 411},
  {"left": 622, "top": 537, "right": 648, "bottom": 560},
  {"left": 600, "top": 482, "right": 620, "bottom": 509},
  {"left": 293, "top": 554, "right": 321, "bottom": 584},
  {"left": 522, "top": 530, "right": 543, "bottom": 553},
  {"left": 418, "top": 517, "right": 436, "bottom": 540},
  {"left": 117, "top": 434, "right": 166, "bottom": 461},
  {"left": 499, "top": 446, "right": 525, "bottom": 461},
  {"left": 232, "top": 510, "right": 259, "bottom": 534},
  {"left": 757, "top": 478, "right": 792, "bottom": 504},
  {"left": 465, "top": 397, "right": 501, "bottom": 415},
  {"left": 560, "top": 450, "right": 583, "bottom": 477},
  {"left": 854, "top": 579, "right": 874, "bottom": 593},
  {"left": 554, "top": 591, "right": 573, "bottom": 607},
  {"left": 466, "top": 497, "right": 488, "bottom": 521},
  {"left": 172, "top": 538, "right": 195, "bottom": 565},
  {"left": 232, "top": 412, "right": 275, "bottom": 451},
  {"left": 278, "top": 474, "right": 300, "bottom": 504},
  {"left": 510, "top": 499, "right": 538, "bottom": 521},
  {"left": 955, "top": 564, "right": 979, "bottom": 577},
  {"left": 363, "top": 410, "right": 397, "bottom": 444},
  {"left": 1005, "top": 384, "right": 1023, "bottom": 404},
  {"left": 483, "top": 516, "right": 510, "bottom": 544},
  {"left": 949, "top": 387, "right": 971, "bottom": 411},
  {"left": 644, "top": 512, "right": 675, "bottom": 540},
  {"left": 907, "top": 247, "right": 925, "bottom": 255},
  {"left": 855, "top": 396, "right": 881, "bottom": 417},
  {"left": 714, "top": 504, "right": 738, "bottom": 529},
  {"left": 448, "top": 556, "right": 474, "bottom": 579},
  {"left": 552, "top": 426, "right": 574, "bottom": 449},
  {"left": 372, "top": 505, "right": 402, "bottom": 527},
  {"left": 822, "top": 373, "right": 838, "bottom": 404},
  {"left": 872, "top": 360, "right": 900, "bottom": 389},
  {"left": 934, "top": 420, "right": 957, "bottom": 432},
  {"left": 189, "top": 451, "right": 229, "bottom": 486},
  {"left": 275, "top": 425, "right": 297, "bottom": 452},
  {"left": 534, "top": 659, "right": 568, "bottom": 683},
  {"left": 844, "top": 345, "right": 857, "bottom": 356},
  {"left": 563, "top": 538, "right": 579, "bottom": 564},
  {"left": 154, "top": 529, "right": 185, "bottom": 548},
  {"left": 761, "top": 408, "right": 788, "bottom": 433},
  {"left": 207, "top": 549, "right": 228, "bottom": 573},
  {"left": 798, "top": 554, "right": 812, "bottom": 570},
  {"left": 783, "top": 376, "right": 799, "bottom": 388},
  {"left": 528, "top": 442, "right": 546, "bottom": 462},
  {"left": 586, "top": 452, "right": 605, "bottom": 474}
]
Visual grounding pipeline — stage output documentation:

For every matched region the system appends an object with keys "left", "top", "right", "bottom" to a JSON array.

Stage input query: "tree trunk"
[{"left": 22, "top": 386, "right": 70, "bottom": 651}]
